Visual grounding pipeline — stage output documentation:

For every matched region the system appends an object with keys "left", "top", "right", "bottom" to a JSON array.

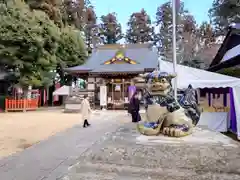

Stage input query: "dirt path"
[
  {"left": 0, "top": 111, "right": 127, "bottom": 180},
  {"left": 0, "top": 111, "right": 82, "bottom": 158}
]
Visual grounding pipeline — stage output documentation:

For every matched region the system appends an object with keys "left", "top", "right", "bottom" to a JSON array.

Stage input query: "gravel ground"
[{"left": 61, "top": 123, "right": 240, "bottom": 180}]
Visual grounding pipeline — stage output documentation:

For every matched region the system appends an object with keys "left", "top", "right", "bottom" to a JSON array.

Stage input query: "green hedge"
[{"left": 218, "top": 68, "right": 240, "bottom": 77}]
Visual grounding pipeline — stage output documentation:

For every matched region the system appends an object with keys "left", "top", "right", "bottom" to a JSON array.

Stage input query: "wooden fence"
[{"left": 5, "top": 98, "right": 39, "bottom": 112}]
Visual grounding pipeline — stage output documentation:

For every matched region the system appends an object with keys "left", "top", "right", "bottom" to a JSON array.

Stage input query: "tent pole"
[{"left": 172, "top": 0, "right": 178, "bottom": 99}]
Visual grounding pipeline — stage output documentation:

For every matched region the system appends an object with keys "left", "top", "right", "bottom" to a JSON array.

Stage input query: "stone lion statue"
[{"left": 136, "top": 71, "right": 201, "bottom": 137}]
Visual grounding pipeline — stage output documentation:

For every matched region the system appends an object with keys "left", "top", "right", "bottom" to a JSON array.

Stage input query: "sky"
[{"left": 91, "top": 0, "right": 214, "bottom": 32}]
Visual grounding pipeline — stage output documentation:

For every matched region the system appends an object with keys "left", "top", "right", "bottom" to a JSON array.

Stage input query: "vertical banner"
[
  {"left": 43, "top": 89, "right": 46, "bottom": 105},
  {"left": 128, "top": 86, "right": 136, "bottom": 100},
  {"left": 208, "top": 92, "right": 211, "bottom": 106},
  {"left": 53, "top": 83, "right": 60, "bottom": 102},
  {"left": 232, "top": 87, "right": 240, "bottom": 139},
  {"left": 100, "top": 85, "right": 107, "bottom": 106},
  {"left": 229, "top": 88, "right": 237, "bottom": 133}
]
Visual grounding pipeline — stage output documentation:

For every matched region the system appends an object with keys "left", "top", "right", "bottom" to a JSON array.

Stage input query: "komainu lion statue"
[{"left": 136, "top": 71, "right": 201, "bottom": 137}]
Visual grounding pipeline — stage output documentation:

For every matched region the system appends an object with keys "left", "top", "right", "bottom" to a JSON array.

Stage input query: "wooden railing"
[{"left": 5, "top": 98, "right": 39, "bottom": 112}]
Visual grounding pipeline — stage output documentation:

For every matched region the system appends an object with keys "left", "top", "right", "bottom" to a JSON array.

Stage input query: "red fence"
[{"left": 5, "top": 99, "right": 39, "bottom": 112}]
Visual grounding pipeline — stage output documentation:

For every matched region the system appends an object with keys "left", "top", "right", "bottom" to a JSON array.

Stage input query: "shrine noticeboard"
[{"left": 100, "top": 86, "right": 107, "bottom": 106}]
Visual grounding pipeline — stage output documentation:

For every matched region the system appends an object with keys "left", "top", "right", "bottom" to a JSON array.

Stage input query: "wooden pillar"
[
  {"left": 122, "top": 78, "right": 124, "bottom": 100},
  {"left": 123, "top": 78, "right": 125, "bottom": 109},
  {"left": 94, "top": 77, "right": 97, "bottom": 108},
  {"left": 223, "top": 88, "right": 228, "bottom": 107},
  {"left": 112, "top": 79, "right": 114, "bottom": 110},
  {"left": 208, "top": 92, "right": 211, "bottom": 106}
]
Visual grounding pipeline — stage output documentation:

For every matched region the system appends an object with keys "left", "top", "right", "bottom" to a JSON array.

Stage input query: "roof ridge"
[{"left": 96, "top": 43, "right": 152, "bottom": 50}]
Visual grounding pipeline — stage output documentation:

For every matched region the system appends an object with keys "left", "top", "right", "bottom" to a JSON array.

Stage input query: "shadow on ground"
[
  {"left": 222, "top": 131, "right": 239, "bottom": 141},
  {"left": 61, "top": 123, "right": 240, "bottom": 180}
]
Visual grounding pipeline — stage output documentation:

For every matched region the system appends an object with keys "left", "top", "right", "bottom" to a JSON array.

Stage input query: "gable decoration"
[{"left": 103, "top": 50, "right": 138, "bottom": 65}]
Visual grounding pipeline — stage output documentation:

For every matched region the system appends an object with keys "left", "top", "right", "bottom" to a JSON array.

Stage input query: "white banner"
[{"left": 100, "top": 86, "right": 107, "bottom": 106}]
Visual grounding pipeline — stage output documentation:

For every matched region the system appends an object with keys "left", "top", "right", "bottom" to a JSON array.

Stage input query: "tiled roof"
[
  {"left": 208, "top": 23, "right": 240, "bottom": 71},
  {"left": 66, "top": 44, "right": 158, "bottom": 73}
]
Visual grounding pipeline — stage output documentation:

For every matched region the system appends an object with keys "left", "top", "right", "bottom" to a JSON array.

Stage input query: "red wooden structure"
[{"left": 5, "top": 98, "right": 39, "bottom": 112}]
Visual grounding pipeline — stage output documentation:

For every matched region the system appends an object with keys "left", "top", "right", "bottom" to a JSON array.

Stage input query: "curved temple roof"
[
  {"left": 65, "top": 44, "right": 158, "bottom": 74},
  {"left": 208, "top": 23, "right": 240, "bottom": 71}
]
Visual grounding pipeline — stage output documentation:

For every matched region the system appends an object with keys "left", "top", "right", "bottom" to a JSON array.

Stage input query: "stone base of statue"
[
  {"left": 136, "top": 126, "right": 238, "bottom": 147},
  {"left": 64, "top": 96, "right": 82, "bottom": 113}
]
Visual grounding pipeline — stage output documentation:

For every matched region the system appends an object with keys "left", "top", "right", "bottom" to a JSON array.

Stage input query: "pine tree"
[
  {"left": 25, "top": 0, "right": 91, "bottom": 29},
  {"left": 194, "top": 22, "right": 216, "bottom": 67},
  {"left": 62, "top": 0, "right": 91, "bottom": 29},
  {"left": 155, "top": 1, "right": 182, "bottom": 60},
  {"left": 0, "top": 0, "right": 60, "bottom": 88},
  {"left": 198, "top": 22, "right": 215, "bottom": 47},
  {"left": 84, "top": 6, "right": 98, "bottom": 55},
  {"left": 0, "top": 0, "right": 87, "bottom": 88},
  {"left": 99, "top": 13, "right": 123, "bottom": 44},
  {"left": 25, "top": 0, "right": 63, "bottom": 27},
  {"left": 209, "top": 0, "right": 240, "bottom": 34},
  {"left": 180, "top": 14, "right": 198, "bottom": 64},
  {"left": 155, "top": 1, "right": 197, "bottom": 63},
  {"left": 125, "top": 9, "right": 154, "bottom": 44}
]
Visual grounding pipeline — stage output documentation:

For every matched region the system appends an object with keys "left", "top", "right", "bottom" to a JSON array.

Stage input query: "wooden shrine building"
[
  {"left": 208, "top": 23, "right": 240, "bottom": 72},
  {"left": 65, "top": 43, "right": 158, "bottom": 109}
]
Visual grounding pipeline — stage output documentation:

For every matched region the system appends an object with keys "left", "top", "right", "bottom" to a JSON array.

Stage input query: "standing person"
[
  {"left": 129, "top": 91, "right": 141, "bottom": 123},
  {"left": 81, "top": 95, "right": 92, "bottom": 128}
]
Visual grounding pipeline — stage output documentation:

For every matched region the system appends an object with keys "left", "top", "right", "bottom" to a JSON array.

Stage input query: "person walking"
[
  {"left": 81, "top": 95, "right": 92, "bottom": 128},
  {"left": 129, "top": 91, "right": 141, "bottom": 123}
]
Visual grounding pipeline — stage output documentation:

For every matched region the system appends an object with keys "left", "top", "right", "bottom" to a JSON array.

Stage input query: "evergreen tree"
[
  {"left": 62, "top": 0, "right": 90, "bottom": 29},
  {"left": 84, "top": 6, "right": 98, "bottom": 55},
  {"left": 0, "top": 0, "right": 60, "bottom": 89},
  {"left": 56, "top": 26, "right": 87, "bottom": 85},
  {"left": 194, "top": 21, "right": 216, "bottom": 67},
  {"left": 155, "top": 1, "right": 198, "bottom": 63},
  {"left": 209, "top": 0, "right": 240, "bottom": 34},
  {"left": 198, "top": 21, "right": 215, "bottom": 47},
  {"left": 0, "top": 0, "right": 87, "bottom": 89},
  {"left": 180, "top": 14, "right": 198, "bottom": 64},
  {"left": 155, "top": 1, "right": 185, "bottom": 60},
  {"left": 25, "top": 0, "right": 91, "bottom": 29},
  {"left": 99, "top": 13, "right": 123, "bottom": 44},
  {"left": 24, "top": 0, "right": 63, "bottom": 27},
  {"left": 125, "top": 9, "right": 154, "bottom": 43}
]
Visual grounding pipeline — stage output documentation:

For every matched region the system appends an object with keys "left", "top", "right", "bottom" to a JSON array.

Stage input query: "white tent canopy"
[
  {"left": 159, "top": 60, "right": 240, "bottom": 89},
  {"left": 159, "top": 60, "right": 240, "bottom": 139},
  {"left": 53, "top": 85, "right": 70, "bottom": 96}
]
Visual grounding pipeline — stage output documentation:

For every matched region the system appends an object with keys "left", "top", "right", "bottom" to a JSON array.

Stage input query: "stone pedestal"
[{"left": 64, "top": 96, "right": 82, "bottom": 113}]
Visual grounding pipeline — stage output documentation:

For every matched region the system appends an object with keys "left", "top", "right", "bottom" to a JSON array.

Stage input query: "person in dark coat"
[{"left": 129, "top": 91, "right": 141, "bottom": 123}]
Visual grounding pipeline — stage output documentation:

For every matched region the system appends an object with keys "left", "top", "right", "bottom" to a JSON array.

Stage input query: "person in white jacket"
[{"left": 81, "top": 95, "right": 92, "bottom": 128}]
